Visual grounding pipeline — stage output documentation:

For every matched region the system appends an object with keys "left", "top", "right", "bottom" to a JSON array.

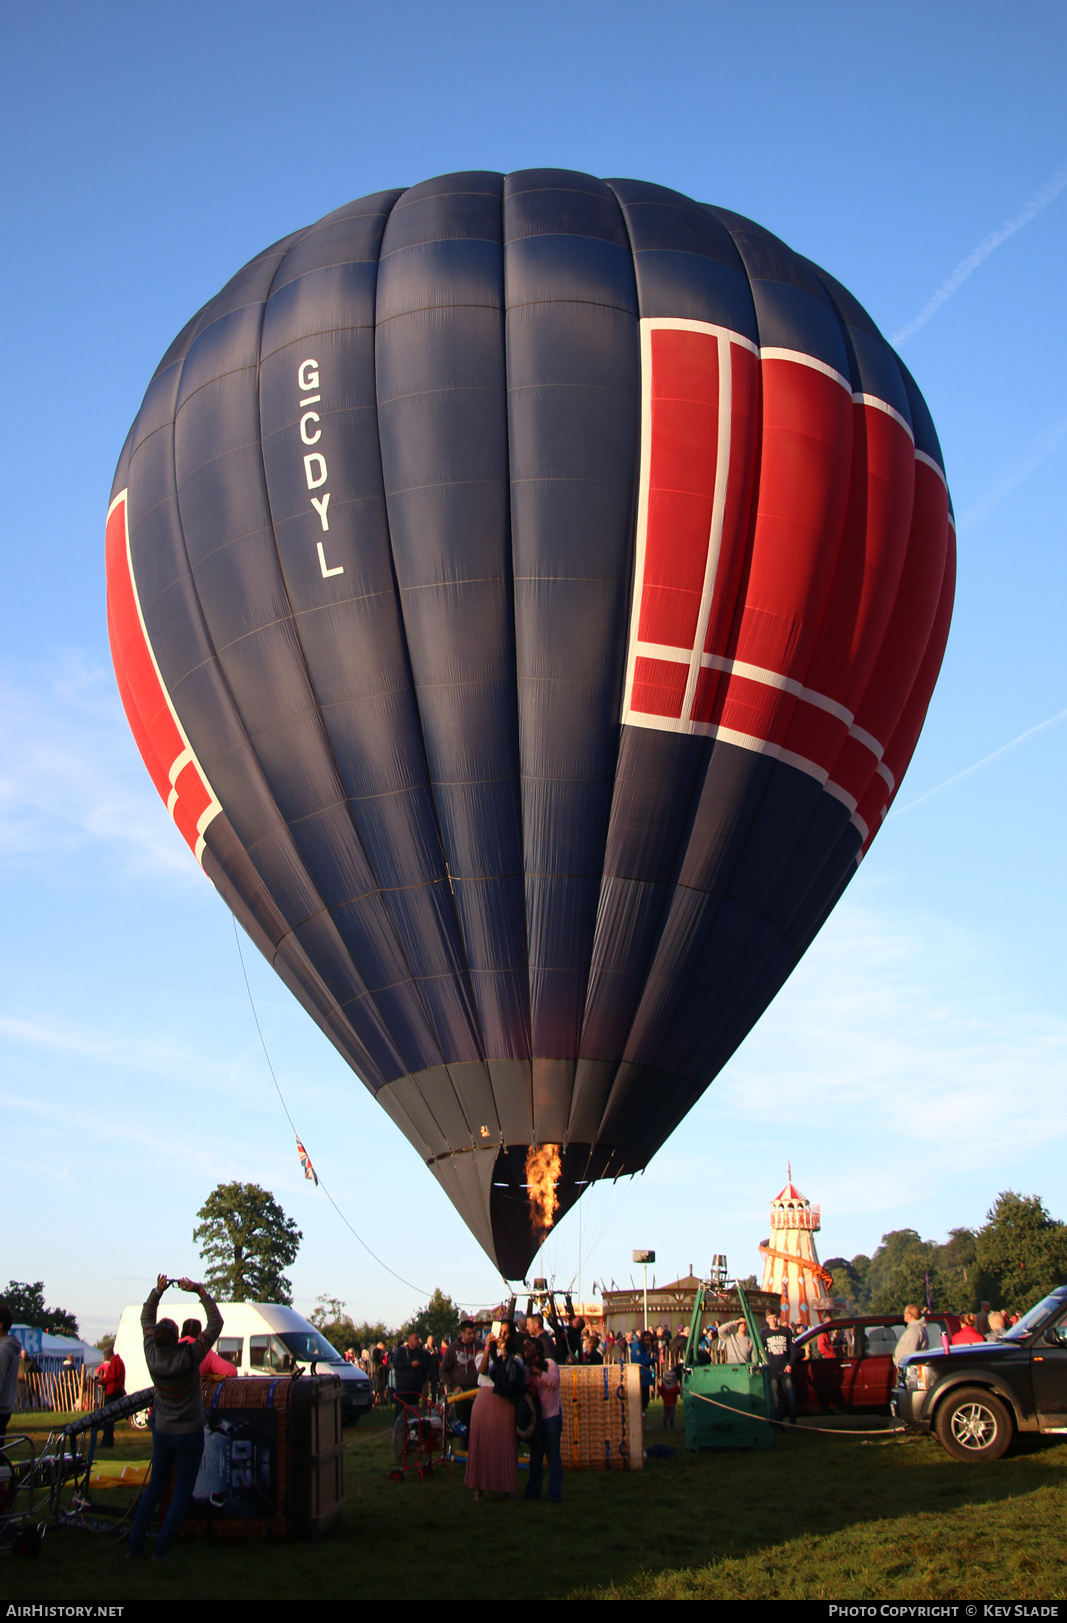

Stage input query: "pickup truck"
[{"left": 891, "top": 1284, "right": 1067, "bottom": 1460}]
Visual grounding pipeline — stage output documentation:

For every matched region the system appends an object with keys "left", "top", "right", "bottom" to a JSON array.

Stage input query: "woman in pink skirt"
[{"left": 465, "top": 1323, "right": 524, "bottom": 1501}]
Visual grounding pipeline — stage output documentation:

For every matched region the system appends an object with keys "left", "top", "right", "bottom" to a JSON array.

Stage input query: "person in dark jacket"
[
  {"left": 0, "top": 1302, "right": 19, "bottom": 1440},
  {"left": 631, "top": 1332, "right": 656, "bottom": 1423},
  {"left": 127, "top": 1275, "right": 223, "bottom": 1560},
  {"left": 423, "top": 1335, "right": 441, "bottom": 1402},
  {"left": 392, "top": 1332, "right": 428, "bottom": 1405},
  {"left": 760, "top": 1312, "right": 797, "bottom": 1423},
  {"left": 441, "top": 1321, "right": 481, "bottom": 1401},
  {"left": 390, "top": 1331, "right": 429, "bottom": 1463},
  {"left": 523, "top": 1314, "right": 558, "bottom": 1362},
  {"left": 371, "top": 1341, "right": 387, "bottom": 1405}
]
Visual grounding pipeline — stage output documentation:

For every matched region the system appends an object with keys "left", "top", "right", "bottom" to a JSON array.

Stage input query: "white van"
[{"left": 113, "top": 1300, "right": 372, "bottom": 1424}]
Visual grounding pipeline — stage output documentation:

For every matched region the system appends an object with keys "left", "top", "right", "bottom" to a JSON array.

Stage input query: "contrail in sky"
[
  {"left": 957, "top": 415, "right": 1067, "bottom": 533},
  {"left": 892, "top": 163, "right": 1067, "bottom": 346},
  {"left": 889, "top": 706, "right": 1067, "bottom": 818}
]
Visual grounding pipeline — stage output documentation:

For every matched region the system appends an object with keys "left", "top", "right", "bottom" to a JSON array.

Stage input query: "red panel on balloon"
[
  {"left": 623, "top": 320, "right": 762, "bottom": 732},
  {"left": 105, "top": 490, "right": 220, "bottom": 862},
  {"left": 620, "top": 323, "right": 958, "bottom": 834},
  {"left": 631, "top": 655, "right": 687, "bottom": 719}
]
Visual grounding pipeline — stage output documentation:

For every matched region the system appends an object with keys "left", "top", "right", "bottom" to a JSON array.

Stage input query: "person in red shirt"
[
  {"left": 180, "top": 1319, "right": 238, "bottom": 1379},
  {"left": 950, "top": 1314, "right": 986, "bottom": 1347},
  {"left": 95, "top": 1347, "right": 126, "bottom": 1447},
  {"left": 659, "top": 1363, "right": 681, "bottom": 1429}
]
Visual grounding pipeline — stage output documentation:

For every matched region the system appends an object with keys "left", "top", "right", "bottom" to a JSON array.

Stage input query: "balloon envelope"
[{"left": 107, "top": 171, "right": 955, "bottom": 1278}]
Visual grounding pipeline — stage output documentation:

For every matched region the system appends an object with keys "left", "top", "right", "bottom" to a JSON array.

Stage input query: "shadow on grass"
[{"left": 5, "top": 1405, "right": 1066, "bottom": 1600}]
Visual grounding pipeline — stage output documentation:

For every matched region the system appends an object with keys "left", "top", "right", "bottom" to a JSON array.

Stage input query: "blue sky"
[{"left": 2, "top": 2, "right": 1065, "bottom": 1340}]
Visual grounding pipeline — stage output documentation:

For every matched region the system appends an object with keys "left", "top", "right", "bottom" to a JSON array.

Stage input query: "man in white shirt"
[
  {"left": 715, "top": 1318, "right": 753, "bottom": 1363},
  {"left": 893, "top": 1304, "right": 928, "bottom": 1368}
]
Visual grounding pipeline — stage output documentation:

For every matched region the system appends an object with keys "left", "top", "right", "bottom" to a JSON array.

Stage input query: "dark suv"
[{"left": 892, "top": 1285, "right": 1067, "bottom": 1461}]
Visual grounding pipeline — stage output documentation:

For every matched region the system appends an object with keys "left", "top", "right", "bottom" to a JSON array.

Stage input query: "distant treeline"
[
  {"left": 2, "top": 1280, "right": 79, "bottom": 1337},
  {"left": 823, "top": 1191, "right": 1067, "bottom": 1316},
  {"left": 309, "top": 1286, "right": 461, "bottom": 1353}
]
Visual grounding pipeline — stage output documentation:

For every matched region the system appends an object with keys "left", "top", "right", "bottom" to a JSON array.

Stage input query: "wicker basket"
[
  {"left": 179, "top": 1373, "right": 344, "bottom": 1542},
  {"left": 560, "top": 1364, "right": 642, "bottom": 1471}
]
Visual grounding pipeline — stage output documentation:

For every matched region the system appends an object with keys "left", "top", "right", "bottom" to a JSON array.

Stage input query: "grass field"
[{"left": 4, "top": 1403, "right": 1065, "bottom": 1601}]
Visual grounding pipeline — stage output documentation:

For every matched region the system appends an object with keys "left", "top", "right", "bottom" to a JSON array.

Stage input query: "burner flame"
[{"left": 525, "top": 1143, "right": 562, "bottom": 1237}]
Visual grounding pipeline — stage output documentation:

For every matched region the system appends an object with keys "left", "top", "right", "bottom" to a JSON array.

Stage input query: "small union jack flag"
[{"left": 296, "top": 1137, "right": 318, "bottom": 1186}]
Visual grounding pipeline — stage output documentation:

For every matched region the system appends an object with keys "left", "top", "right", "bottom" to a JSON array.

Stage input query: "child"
[{"left": 660, "top": 1363, "right": 681, "bottom": 1429}]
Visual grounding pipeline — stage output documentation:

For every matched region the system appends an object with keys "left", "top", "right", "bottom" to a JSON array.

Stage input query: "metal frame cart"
[
  {"left": 682, "top": 1283, "right": 775, "bottom": 1450},
  {"left": 0, "top": 1433, "right": 49, "bottom": 1557},
  {"left": 389, "top": 1396, "right": 453, "bottom": 1482},
  {"left": 1, "top": 1386, "right": 155, "bottom": 1554}
]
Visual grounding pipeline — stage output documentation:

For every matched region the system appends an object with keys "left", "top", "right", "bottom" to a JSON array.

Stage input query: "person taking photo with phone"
[{"left": 127, "top": 1274, "right": 223, "bottom": 1560}]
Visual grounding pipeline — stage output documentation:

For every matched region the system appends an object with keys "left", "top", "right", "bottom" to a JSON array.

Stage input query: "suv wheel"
[{"left": 935, "top": 1387, "right": 1012, "bottom": 1462}]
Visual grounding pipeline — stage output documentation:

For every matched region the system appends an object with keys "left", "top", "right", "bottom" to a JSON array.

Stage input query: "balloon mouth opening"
[{"left": 489, "top": 1143, "right": 619, "bottom": 1279}]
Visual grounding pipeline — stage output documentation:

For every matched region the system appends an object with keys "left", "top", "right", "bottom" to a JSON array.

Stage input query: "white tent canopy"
[{"left": 13, "top": 1325, "right": 103, "bottom": 1372}]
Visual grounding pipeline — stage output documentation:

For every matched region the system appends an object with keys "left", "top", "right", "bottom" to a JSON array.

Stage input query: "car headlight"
[{"left": 904, "top": 1363, "right": 932, "bottom": 1391}]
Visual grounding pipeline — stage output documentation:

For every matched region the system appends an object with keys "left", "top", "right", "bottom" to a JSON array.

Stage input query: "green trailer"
[{"left": 682, "top": 1286, "right": 774, "bottom": 1450}]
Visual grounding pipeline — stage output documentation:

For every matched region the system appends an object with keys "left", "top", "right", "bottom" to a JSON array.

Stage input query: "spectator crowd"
[{"left": 0, "top": 1283, "right": 1027, "bottom": 1544}]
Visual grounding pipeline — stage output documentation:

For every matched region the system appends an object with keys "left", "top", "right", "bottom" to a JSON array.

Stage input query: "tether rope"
[
  {"left": 685, "top": 1386, "right": 907, "bottom": 1437},
  {"left": 232, "top": 915, "right": 506, "bottom": 1307}
]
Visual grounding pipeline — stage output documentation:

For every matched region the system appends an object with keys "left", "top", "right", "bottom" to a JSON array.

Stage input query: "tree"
[
  {"left": 931, "top": 1227, "right": 978, "bottom": 1312},
  {"left": 193, "top": 1183, "right": 302, "bottom": 1304},
  {"left": 310, "top": 1295, "right": 360, "bottom": 1354},
  {"left": 864, "top": 1231, "right": 936, "bottom": 1314},
  {"left": 3, "top": 1281, "right": 46, "bottom": 1326},
  {"left": 403, "top": 1288, "right": 460, "bottom": 1344},
  {"left": 44, "top": 1305, "right": 80, "bottom": 1337},
  {"left": 96, "top": 1334, "right": 116, "bottom": 1357},
  {"left": 2, "top": 1280, "right": 79, "bottom": 1337},
  {"left": 306, "top": 1296, "right": 398, "bottom": 1352},
  {"left": 823, "top": 1257, "right": 871, "bottom": 1314},
  {"left": 829, "top": 1254, "right": 876, "bottom": 1312},
  {"left": 310, "top": 1295, "right": 348, "bottom": 1331},
  {"left": 349, "top": 1319, "right": 397, "bottom": 1350},
  {"left": 974, "top": 1192, "right": 1067, "bottom": 1315},
  {"left": 850, "top": 1254, "right": 873, "bottom": 1302}
]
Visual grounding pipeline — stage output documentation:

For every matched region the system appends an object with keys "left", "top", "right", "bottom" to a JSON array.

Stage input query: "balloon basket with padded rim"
[
  {"left": 447, "top": 1367, "right": 642, "bottom": 1472},
  {"left": 177, "top": 1373, "right": 344, "bottom": 1542},
  {"left": 560, "top": 1365, "right": 643, "bottom": 1471}
]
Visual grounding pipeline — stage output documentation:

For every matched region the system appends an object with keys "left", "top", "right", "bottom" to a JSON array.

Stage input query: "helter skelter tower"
[{"left": 759, "top": 1168, "right": 834, "bottom": 1326}]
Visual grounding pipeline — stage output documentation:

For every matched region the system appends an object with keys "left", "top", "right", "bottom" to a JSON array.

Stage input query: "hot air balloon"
[{"left": 106, "top": 171, "right": 955, "bottom": 1279}]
